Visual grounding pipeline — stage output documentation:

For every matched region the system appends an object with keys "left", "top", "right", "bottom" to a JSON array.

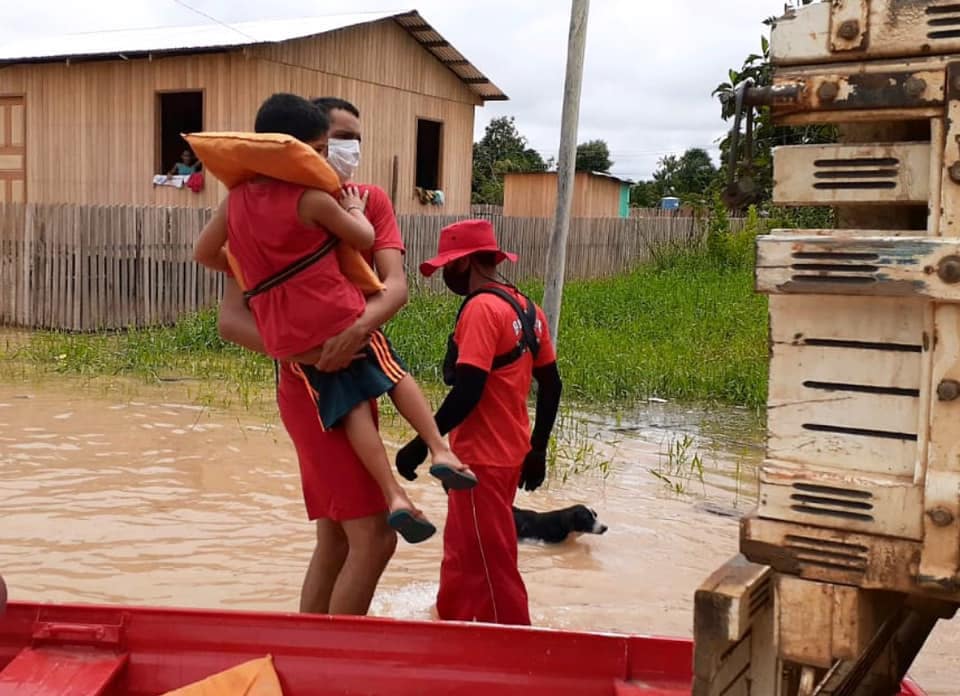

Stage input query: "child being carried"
[{"left": 191, "top": 93, "right": 476, "bottom": 544}]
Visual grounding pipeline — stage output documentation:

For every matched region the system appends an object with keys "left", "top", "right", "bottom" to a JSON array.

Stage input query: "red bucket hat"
[{"left": 419, "top": 219, "right": 518, "bottom": 277}]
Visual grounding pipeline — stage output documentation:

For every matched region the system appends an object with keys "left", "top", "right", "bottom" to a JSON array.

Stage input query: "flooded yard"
[{"left": 0, "top": 376, "right": 954, "bottom": 692}]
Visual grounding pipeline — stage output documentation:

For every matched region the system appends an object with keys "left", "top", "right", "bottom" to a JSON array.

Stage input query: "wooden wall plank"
[
  {"left": 503, "top": 172, "right": 627, "bottom": 219},
  {"left": 0, "top": 21, "right": 479, "bottom": 215}
]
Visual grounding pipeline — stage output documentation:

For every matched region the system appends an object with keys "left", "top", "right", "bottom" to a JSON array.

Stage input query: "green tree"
[
  {"left": 627, "top": 148, "right": 719, "bottom": 209},
  {"left": 629, "top": 180, "right": 660, "bottom": 208},
  {"left": 713, "top": 32, "right": 835, "bottom": 214},
  {"left": 674, "top": 148, "right": 717, "bottom": 197},
  {"left": 652, "top": 154, "right": 681, "bottom": 197},
  {"left": 649, "top": 148, "right": 718, "bottom": 203},
  {"left": 575, "top": 139, "right": 612, "bottom": 173},
  {"left": 471, "top": 116, "right": 547, "bottom": 204}
]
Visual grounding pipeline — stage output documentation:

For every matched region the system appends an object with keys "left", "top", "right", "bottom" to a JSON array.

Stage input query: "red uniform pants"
[{"left": 436, "top": 464, "right": 530, "bottom": 626}]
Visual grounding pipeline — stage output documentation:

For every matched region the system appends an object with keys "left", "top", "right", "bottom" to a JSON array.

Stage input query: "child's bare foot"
[
  {"left": 428, "top": 448, "right": 477, "bottom": 491},
  {"left": 386, "top": 493, "right": 436, "bottom": 544}
]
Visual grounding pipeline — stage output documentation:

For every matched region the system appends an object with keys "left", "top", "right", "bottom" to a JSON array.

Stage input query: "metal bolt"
[
  {"left": 938, "top": 255, "right": 960, "bottom": 284},
  {"left": 937, "top": 379, "right": 960, "bottom": 401},
  {"left": 837, "top": 20, "right": 861, "bottom": 40},
  {"left": 904, "top": 76, "right": 927, "bottom": 98},
  {"left": 928, "top": 507, "right": 956, "bottom": 527},
  {"left": 950, "top": 162, "right": 960, "bottom": 184},
  {"left": 818, "top": 81, "right": 840, "bottom": 102}
]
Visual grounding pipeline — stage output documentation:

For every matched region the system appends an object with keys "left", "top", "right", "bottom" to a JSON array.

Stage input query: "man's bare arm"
[
  {"left": 218, "top": 277, "right": 267, "bottom": 354},
  {"left": 219, "top": 248, "right": 408, "bottom": 367}
]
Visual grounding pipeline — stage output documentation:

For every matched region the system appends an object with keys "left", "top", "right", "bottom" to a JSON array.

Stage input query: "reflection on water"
[{"left": 0, "top": 379, "right": 952, "bottom": 692}]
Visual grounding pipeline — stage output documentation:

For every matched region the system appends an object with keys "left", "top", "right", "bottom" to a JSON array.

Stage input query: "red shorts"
[
  {"left": 277, "top": 364, "right": 387, "bottom": 522},
  {"left": 436, "top": 464, "right": 530, "bottom": 626}
]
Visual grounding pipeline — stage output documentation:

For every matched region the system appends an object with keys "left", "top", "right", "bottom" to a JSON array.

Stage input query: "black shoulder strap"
[
  {"left": 455, "top": 286, "right": 541, "bottom": 365},
  {"left": 243, "top": 236, "right": 339, "bottom": 304}
]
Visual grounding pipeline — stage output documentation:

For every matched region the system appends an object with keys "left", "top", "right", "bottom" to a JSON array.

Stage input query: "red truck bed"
[{"left": 0, "top": 601, "right": 925, "bottom": 695}]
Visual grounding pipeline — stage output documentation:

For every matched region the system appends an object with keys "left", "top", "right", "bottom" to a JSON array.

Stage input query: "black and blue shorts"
[{"left": 290, "top": 330, "right": 408, "bottom": 430}]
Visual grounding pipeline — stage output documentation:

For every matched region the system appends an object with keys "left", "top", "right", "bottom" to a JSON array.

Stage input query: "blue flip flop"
[
  {"left": 388, "top": 509, "right": 436, "bottom": 544},
  {"left": 429, "top": 464, "right": 478, "bottom": 491}
]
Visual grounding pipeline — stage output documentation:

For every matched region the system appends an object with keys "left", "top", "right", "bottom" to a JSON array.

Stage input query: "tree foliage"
[
  {"left": 575, "top": 139, "right": 612, "bottom": 173},
  {"left": 471, "top": 116, "right": 547, "bottom": 205},
  {"left": 629, "top": 148, "right": 718, "bottom": 208},
  {"left": 712, "top": 33, "right": 835, "bottom": 213},
  {"left": 653, "top": 148, "right": 717, "bottom": 199}
]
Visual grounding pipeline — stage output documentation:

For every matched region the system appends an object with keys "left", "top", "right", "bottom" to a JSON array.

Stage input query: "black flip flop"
[
  {"left": 388, "top": 509, "right": 436, "bottom": 544},
  {"left": 429, "top": 464, "right": 478, "bottom": 491}
]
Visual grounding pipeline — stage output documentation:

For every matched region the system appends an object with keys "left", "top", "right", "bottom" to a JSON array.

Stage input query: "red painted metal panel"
[
  {"left": 1, "top": 602, "right": 682, "bottom": 695},
  {"left": 0, "top": 646, "right": 127, "bottom": 695},
  {"left": 901, "top": 676, "right": 927, "bottom": 696},
  {"left": 0, "top": 602, "right": 929, "bottom": 695}
]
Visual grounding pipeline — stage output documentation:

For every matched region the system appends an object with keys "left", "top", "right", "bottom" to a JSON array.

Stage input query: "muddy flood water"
[{"left": 0, "top": 377, "right": 956, "bottom": 693}]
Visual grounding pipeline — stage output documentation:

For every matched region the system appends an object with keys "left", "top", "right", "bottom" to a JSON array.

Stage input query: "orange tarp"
[
  {"left": 184, "top": 131, "right": 384, "bottom": 295},
  {"left": 161, "top": 655, "right": 283, "bottom": 696}
]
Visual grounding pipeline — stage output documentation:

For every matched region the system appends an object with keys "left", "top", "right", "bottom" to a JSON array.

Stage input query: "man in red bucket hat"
[{"left": 395, "top": 218, "right": 563, "bottom": 625}]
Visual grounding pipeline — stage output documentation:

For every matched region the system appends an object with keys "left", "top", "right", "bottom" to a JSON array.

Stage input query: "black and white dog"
[{"left": 512, "top": 504, "right": 608, "bottom": 544}]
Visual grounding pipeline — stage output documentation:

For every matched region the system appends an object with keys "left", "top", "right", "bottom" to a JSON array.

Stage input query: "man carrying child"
[
  {"left": 193, "top": 94, "right": 475, "bottom": 550},
  {"left": 214, "top": 97, "right": 418, "bottom": 616}
]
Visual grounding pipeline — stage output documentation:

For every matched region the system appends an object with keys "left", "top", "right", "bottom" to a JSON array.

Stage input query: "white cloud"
[{"left": 0, "top": 0, "right": 787, "bottom": 179}]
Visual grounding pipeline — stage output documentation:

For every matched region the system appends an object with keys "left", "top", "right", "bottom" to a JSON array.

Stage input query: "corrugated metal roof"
[
  {"left": 588, "top": 170, "right": 634, "bottom": 186},
  {"left": 0, "top": 9, "right": 507, "bottom": 101},
  {"left": 505, "top": 170, "right": 635, "bottom": 186}
]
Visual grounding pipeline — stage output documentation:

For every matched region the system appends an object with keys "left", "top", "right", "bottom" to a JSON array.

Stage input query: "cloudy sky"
[{"left": 0, "top": 0, "right": 791, "bottom": 181}]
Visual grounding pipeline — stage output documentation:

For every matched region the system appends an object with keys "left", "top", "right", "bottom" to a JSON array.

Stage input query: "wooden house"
[
  {"left": 502, "top": 171, "right": 632, "bottom": 218},
  {"left": 0, "top": 10, "right": 505, "bottom": 215}
]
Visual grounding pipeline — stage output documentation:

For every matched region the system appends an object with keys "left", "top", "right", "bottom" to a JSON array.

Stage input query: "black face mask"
[{"left": 442, "top": 264, "right": 471, "bottom": 296}]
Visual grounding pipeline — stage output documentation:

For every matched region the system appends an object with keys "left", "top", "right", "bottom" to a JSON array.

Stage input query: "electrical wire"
[{"left": 169, "top": 0, "right": 261, "bottom": 42}]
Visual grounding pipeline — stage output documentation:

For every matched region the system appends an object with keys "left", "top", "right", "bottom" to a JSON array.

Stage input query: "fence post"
[{"left": 1, "top": 204, "right": 744, "bottom": 331}]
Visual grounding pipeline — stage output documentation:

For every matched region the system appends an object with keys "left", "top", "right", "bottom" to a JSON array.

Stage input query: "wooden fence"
[
  {"left": 400, "top": 214, "right": 710, "bottom": 294},
  {"left": 0, "top": 202, "right": 722, "bottom": 331},
  {"left": 0, "top": 204, "right": 218, "bottom": 331},
  {"left": 473, "top": 204, "right": 699, "bottom": 219},
  {"left": 629, "top": 206, "right": 698, "bottom": 218},
  {"left": 469, "top": 204, "right": 503, "bottom": 218}
]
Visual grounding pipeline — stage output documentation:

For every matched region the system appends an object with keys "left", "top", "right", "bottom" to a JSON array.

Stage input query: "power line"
[{"left": 169, "top": 0, "right": 261, "bottom": 42}]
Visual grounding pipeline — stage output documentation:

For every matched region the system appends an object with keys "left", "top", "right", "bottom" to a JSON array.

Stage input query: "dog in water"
[{"left": 512, "top": 504, "right": 608, "bottom": 544}]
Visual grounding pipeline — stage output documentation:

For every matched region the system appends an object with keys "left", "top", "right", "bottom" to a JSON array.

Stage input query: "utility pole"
[{"left": 542, "top": 0, "right": 589, "bottom": 345}]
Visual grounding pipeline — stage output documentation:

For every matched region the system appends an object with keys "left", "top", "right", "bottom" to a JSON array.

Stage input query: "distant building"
[{"left": 502, "top": 171, "right": 632, "bottom": 218}]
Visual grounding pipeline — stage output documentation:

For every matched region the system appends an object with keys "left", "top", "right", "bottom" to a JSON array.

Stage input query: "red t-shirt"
[
  {"left": 273, "top": 183, "right": 404, "bottom": 388},
  {"left": 226, "top": 179, "right": 365, "bottom": 359},
  {"left": 351, "top": 184, "right": 405, "bottom": 266},
  {"left": 449, "top": 285, "right": 557, "bottom": 469}
]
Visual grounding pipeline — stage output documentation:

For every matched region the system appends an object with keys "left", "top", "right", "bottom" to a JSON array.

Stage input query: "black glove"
[
  {"left": 396, "top": 437, "right": 428, "bottom": 481},
  {"left": 518, "top": 449, "right": 547, "bottom": 492}
]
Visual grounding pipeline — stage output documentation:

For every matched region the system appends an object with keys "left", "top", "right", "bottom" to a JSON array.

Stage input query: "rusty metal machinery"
[{"left": 695, "top": 2, "right": 960, "bottom": 694}]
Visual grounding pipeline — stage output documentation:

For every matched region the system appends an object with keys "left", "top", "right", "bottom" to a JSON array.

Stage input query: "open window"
[
  {"left": 415, "top": 119, "right": 443, "bottom": 190},
  {"left": 157, "top": 91, "right": 203, "bottom": 175}
]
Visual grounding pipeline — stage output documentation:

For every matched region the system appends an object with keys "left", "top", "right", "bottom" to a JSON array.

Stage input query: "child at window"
[{"left": 168, "top": 149, "right": 199, "bottom": 177}]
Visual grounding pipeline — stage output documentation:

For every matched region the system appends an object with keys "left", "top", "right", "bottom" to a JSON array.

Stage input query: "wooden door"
[{"left": 0, "top": 97, "right": 25, "bottom": 203}]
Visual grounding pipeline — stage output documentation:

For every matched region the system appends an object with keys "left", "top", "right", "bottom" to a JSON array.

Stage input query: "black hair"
[
  {"left": 311, "top": 97, "right": 360, "bottom": 118},
  {"left": 254, "top": 93, "right": 328, "bottom": 142},
  {"left": 468, "top": 250, "right": 518, "bottom": 290},
  {"left": 471, "top": 251, "right": 499, "bottom": 267}
]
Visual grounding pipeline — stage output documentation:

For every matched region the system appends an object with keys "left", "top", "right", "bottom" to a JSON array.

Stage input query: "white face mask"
[{"left": 327, "top": 138, "right": 361, "bottom": 182}]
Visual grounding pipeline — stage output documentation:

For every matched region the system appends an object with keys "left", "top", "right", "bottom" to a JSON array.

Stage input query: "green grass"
[
  {"left": 0, "top": 226, "right": 769, "bottom": 410},
  {"left": 651, "top": 433, "right": 706, "bottom": 495},
  {"left": 388, "top": 218, "right": 769, "bottom": 409},
  {"left": 0, "top": 312, "right": 275, "bottom": 410}
]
